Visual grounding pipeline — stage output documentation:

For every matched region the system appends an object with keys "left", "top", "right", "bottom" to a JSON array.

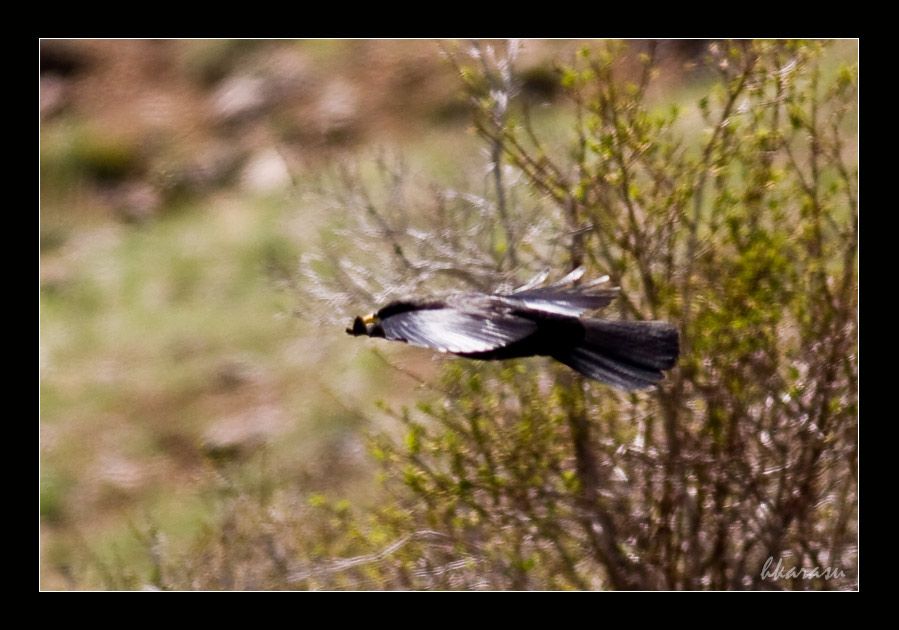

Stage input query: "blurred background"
[
  {"left": 38, "top": 39, "right": 593, "bottom": 589},
  {"left": 39, "top": 40, "right": 857, "bottom": 590}
]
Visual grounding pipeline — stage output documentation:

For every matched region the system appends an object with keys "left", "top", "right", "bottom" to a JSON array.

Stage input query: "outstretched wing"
[
  {"left": 498, "top": 286, "right": 619, "bottom": 317},
  {"left": 380, "top": 308, "right": 537, "bottom": 354}
]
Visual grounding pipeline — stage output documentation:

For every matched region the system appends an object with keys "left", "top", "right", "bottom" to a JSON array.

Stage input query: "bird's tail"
[{"left": 552, "top": 319, "right": 680, "bottom": 390}]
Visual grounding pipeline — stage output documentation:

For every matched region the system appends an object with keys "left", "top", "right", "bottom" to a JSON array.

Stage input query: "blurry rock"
[
  {"left": 93, "top": 454, "right": 147, "bottom": 494},
  {"left": 316, "top": 79, "right": 359, "bottom": 141},
  {"left": 40, "top": 75, "right": 69, "bottom": 120},
  {"left": 208, "top": 48, "right": 317, "bottom": 129},
  {"left": 211, "top": 75, "right": 268, "bottom": 124},
  {"left": 240, "top": 148, "right": 292, "bottom": 194},
  {"left": 265, "top": 47, "right": 315, "bottom": 98},
  {"left": 109, "top": 181, "right": 163, "bottom": 224}
]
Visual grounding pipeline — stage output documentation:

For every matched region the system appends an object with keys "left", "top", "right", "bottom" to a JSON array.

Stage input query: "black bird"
[{"left": 346, "top": 273, "right": 679, "bottom": 390}]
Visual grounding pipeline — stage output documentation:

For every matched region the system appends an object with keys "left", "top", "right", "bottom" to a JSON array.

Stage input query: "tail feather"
[
  {"left": 558, "top": 347, "right": 664, "bottom": 389},
  {"left": 553, "top": 319, "right": 680, "bottom": 390}
]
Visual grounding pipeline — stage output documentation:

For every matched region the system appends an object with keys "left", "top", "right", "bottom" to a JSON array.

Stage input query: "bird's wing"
[
  {"left": 497, "top": 286, "right": 619, "bottom": 317},
  {"left": 380, "top": 308, "right": 537, "bottom": 354}
]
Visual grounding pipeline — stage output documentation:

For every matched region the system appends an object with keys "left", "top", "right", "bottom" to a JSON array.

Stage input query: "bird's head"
[{"left": 346, "top": 313, "right": 379, "bottom": 337}]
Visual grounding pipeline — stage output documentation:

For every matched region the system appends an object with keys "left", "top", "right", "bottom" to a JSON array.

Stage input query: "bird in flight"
[{"left": 346, "top": 270, "right": 679, "bottom": 390}]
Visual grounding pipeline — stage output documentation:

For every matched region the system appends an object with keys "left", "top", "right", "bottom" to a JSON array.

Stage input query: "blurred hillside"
[{"left": 41, "top": 40, "right": 707, "bottom": 219}]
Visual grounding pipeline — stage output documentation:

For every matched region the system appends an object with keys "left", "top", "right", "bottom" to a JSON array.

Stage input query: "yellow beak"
[{"left": 362, "top": 313, "right": 378, "bottom": 325}]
